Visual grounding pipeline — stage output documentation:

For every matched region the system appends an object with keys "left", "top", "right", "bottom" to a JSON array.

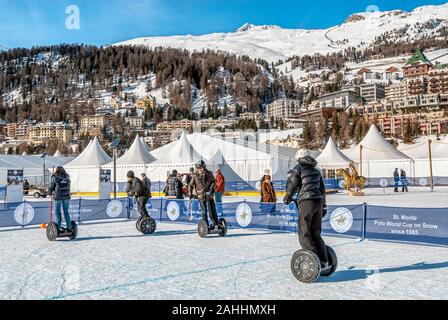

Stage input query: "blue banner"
[
  {"left": 365, "top": 205, "right": 448, "bottom": 246},
  {"left": 79, "top": 198, "right": 129, "bottom": 222},
  {"left": 323, "top": 204, "right": 365, "bottom": 238},
  {"left": 1, "top": 197, "right": 448, "bottom": 248}
]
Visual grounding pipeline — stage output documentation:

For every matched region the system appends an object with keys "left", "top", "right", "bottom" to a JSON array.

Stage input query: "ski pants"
[
  {"left": 199, "top": 199, "right": 219, "bottom": 226},
  {"left": 137, "top": 196, "right": 149, "bottom": 218},
  {"left": 298, "top": 199, "right": 328, "bottom": 264}
]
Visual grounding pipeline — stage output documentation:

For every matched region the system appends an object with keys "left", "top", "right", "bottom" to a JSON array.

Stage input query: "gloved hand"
[
  {"left": 283, "top": 196, "right": 291, "bottom": 205},
  {"left": 322, "top": 206, "right": 328, "bottom": 218}
]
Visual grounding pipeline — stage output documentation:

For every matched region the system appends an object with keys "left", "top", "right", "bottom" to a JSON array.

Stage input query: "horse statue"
[{"left": 336, "top": 162, "right": 367, "bottom": 193}]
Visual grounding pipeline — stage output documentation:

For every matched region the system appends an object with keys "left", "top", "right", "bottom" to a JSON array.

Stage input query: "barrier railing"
[
  {"left": 1, "top": 198, "right": 447, "bottom": 247},
  {"left": 112, "top": 177, "right": 448, "bottom": 195}
]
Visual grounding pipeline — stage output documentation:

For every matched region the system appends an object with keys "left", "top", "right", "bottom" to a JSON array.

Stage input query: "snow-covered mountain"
[{"left": 114, "top": 3, "right": 448, "bottom": 62}]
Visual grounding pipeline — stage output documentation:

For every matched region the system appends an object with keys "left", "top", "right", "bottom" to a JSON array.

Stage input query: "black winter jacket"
[
  {"left": 48, "top": 172, "right": 71, "bottom": 200},
  {"left": 285, "top": 156, "right": 326, "bottom": 205},
  {"left": 126, "top": 177, "right": 148, "bottom": 198}
]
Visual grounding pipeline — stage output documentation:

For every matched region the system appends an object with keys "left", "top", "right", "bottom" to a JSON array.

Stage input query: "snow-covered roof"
[
  {"left": 65, "top": 137, "right": 112, "bottom": 167},
  {"left": 316, "top": 137, "right": 353, "bottom": 167},
  {"left": 113, "top": 135, "right": 156, "bottom": 165},
  {"left": 346, "top": 125, "right": 411, "bottom": 161}
]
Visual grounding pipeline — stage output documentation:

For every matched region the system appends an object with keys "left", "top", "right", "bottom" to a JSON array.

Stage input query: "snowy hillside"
[{"left": 114, "top": 3, "right": 448, "bottom": 62}]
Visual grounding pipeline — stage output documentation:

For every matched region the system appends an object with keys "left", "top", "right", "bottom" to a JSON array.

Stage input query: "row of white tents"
[
  {"left": 315, "top": 125, "right": 448, "bottom": 179},
  {"left": 65, "top": 132, "right": 297, "bottom": 192},
  {"left": 64, "top": 125, "right": 448, "bottom": 192}
]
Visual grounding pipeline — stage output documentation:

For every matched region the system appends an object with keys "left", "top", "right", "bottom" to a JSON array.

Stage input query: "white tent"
[
  {"left": 102, "top": 135, "right": 157, "bottom": 183},
  {"left": 151, "top": 132, "right": 202, "bottom": 165},
  {"left": 145, "top": 132, "right": 204, "bottom": 182},
  {"left": 316, "top": 137, "right": 353, "bottom": 169},
  {"left": 406, "top": 136, "right": 448, "bottom": 179},
  {"left": 140, "top": 137, "right": 151, "bottom": 153},
  {"left": 146, "top": 132, "right": 295, "bottom": 184},
  {"left": 113, "top": 135, "right": 156, "bottom": 165},
  {"left": 432, "top": 135, "right": 448, "bottom": 159},
  {"left": 0, "top": 155, "right": 73, "bottom": 186},
  {"left": 345, "top": 125, "right": 413, "bottom": 178},
  {"left": 65, "top": 137, "right": 112, "bottom": 192},
  {"left": 53, "top": 150, "right": 63, "bottom": 157}
]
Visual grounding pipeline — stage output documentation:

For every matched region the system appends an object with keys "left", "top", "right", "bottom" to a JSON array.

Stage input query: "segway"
[
  {"left": 46, "top": 221, "right": 78, "bottom": 241},
  {"left": 136, "top": 216, "right": 157, "bottom": 235},
  {"left": 198, "top": 218, "right": 227, "bottom": 238},
  {"left": 290, "top": 245, "right": 338, "bottom": 283}
]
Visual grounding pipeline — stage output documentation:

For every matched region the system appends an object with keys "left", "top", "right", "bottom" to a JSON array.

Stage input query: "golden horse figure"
[{"left": 336, "top": 162, "right": 367, "bottom": 193}]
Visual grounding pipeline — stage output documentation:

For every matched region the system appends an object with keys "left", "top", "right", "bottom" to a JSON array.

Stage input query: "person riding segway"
[
  {"left": 189, "top": 160, "right": 227, "bottom": 238},
  {"left": 284, "top": 150, "right": 338, "bottom": 283},
  {"left": 126, "top": 171, "right": 156, "bottom": 234},
  {"left": 46, "top": 166, "right": 77, "bottom": 241}
]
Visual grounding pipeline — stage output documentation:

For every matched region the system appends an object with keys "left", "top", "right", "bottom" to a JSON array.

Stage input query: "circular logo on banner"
[
  {"left": 14, "top": 203, "right": 34, "bottom": 225},
  {"left": 106, "top": 200, "right": 123, "bottom": 218},
  {"left": 255, "top": 181, "right": 261, "bottom": 190},
  {"left": 330, "top": 207, "right": 353, "bottom": 234},
  {"left": 167, "top": 201, "right": 180, "bottom": 221},
  {"left": 236, "top": 203, "right": 252, "bottom": 228},
  {"left": 379, "top": 178, "right": 388, "bottom": 188},
  {"left": 419, "top": 177, "right": 428, "bottom": 187}
]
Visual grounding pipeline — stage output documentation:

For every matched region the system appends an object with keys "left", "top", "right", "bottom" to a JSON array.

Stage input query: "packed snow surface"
[{"left": 1, "top": 219, "right": 447, "bottom": 300}]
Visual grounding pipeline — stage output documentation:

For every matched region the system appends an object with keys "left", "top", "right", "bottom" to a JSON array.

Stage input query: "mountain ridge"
[{"left": 114, "top": 3, "right": 448, "bottom": 62}]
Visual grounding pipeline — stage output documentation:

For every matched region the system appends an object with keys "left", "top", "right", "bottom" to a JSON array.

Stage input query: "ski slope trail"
[{"left": 0, "top": 221, "right": 447, "bottom": 300}]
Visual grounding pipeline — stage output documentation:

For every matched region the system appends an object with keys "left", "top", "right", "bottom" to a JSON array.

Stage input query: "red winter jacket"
[{"left": 215, "top": 173, "right": 225, "bottom": 193}]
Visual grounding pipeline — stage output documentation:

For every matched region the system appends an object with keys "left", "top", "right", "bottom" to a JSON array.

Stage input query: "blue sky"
[{"left": 1, "top": 0, "right": 447, "bottom": 48}]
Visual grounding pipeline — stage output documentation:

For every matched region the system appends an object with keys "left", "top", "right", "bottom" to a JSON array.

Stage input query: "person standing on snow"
[
  {"left": 48, "top": 166, "right": 72, "bottom": 231},
  {"left": 261, "top": 174, "right": 276, "bottom": 203},
  {"left": 141, "top": 173, "right": 152, "bottom": 198},
  {"left": 393, "top": 168, "right": 400, "bottom": 192},
  {"left": 126, "top": 171, "right": 150, "bottom": 218},
  {"left": 214, "top": 168, "right": 225, "bottom": 203},
  {"left": 400, "top": 169, "right": 408, "bottom": 193},
  {"left": 189, "top": 160, "right": 222, "bottom": 229},
  {"left": 164, "top": 170, "right": 183, "bottom": 199},
  {"left": 283, "top": 150, "right": 329, "bottom": 268}
]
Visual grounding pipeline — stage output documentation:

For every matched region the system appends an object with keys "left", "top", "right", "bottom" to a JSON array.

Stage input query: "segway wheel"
[
  {"left": 320, "top": 246, "right": 338, "bottom": 277},
  {"left": 46, "top": 222, "right": 58, "bottom": 242},
  {"left": 69, "top": 222, "right": 78, "bottom": 240},
  {"left": 291, "top": 250, "right": 321, "bottom": 283},
  {"left": 139, "top": 217, "right": 156, "bottom": 235},
  {"left": 198, "top": 220, "right": 208, "bottom": 238},
  {"left": 136, "top": 217, "right": 142, "bottom": 232},
  {"left": 218, "top": 218, "right": 227, "bottom": 237}
]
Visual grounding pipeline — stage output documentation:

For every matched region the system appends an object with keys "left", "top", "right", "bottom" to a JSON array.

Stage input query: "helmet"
[
  {"left": 127, "top": 171, "right": 135, "bottom": 178},
  {"left": 195, "top": 160, "right": 206, "bottom": 169},
  {"left": 295, "top": 149, "right": 310, "bottom": 160}
]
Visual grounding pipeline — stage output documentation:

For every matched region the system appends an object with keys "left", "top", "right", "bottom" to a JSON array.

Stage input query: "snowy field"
[{"left": 1, "top": 219, "right": 448, "bottom": 300}]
